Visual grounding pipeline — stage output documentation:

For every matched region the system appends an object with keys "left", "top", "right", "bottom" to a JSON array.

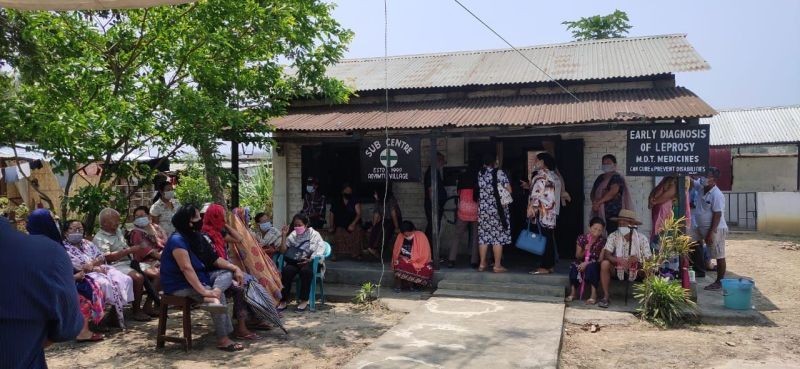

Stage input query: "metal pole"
[
  {"left": 430, "top": 137, "right": 440, "bottom": 270},
  {"left": 796, "top": 143, "right": 799, "bottom": 191},
  {"left": 231, "top": 140, "right": 240, "bottom": 208}
]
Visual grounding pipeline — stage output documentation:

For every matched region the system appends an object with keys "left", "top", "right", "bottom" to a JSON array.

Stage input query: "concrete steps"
[
  {"left": 437, "top": 280, "right": 565, "bottom": 297},
  {"left": 434, "top": 289, "right": 565, "bottom": 304}
]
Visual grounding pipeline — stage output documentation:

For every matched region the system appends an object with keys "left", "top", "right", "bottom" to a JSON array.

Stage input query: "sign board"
[
  {"left": 626, "top": 124, "right": 710, "bottom": 176},
  {"left": 361, "top": 137, "right": 421, "bottom": 182}
]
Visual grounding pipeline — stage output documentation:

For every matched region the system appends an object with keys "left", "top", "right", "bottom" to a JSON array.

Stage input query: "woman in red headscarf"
[{"left": 201, "top": 203, "right": 244, "bottom": 259}]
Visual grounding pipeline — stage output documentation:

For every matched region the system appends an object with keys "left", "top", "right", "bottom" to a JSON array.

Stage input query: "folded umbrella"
[{"left": 244, "top": 278, "right": 288, "bottom": 334}]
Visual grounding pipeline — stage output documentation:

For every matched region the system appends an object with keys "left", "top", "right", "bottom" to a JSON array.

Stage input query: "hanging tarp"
[{"left": 0, "top": 0, "right": 193, "bottom": 10}]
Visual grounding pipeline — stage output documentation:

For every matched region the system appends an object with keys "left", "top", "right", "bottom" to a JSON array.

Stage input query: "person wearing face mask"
[
  {"left": 567, "top": 217, "right": 606, "bottom": 304},
  {"left": 590, "top": 154, "right": 632, "bottom": 234},
  {"left": 150, "top": 180, "right": 180, "bottom": 236},
  {"left": 160, "top": 204, "right": 248, "bottom": 352},
  {"left": 129, "top": 206, "right": 165, "bottom": 311},
  {"left": 301, "top": 177, "right": 327, "bottom": 229},
  {"left": 598, "top": 209, "right": 652, "bottom": 308},
  {"left": 61, "top": 219, "right": 135, "bottom": 328},
  {"left": 328, "top": 183, "right": 362, "bottom": 260},
  {"left": 364, "top": 187, "right": 402, "bottom": 261},
  {"left": 277, "top": 213, "right": 326, "bottom": 312},
  {"left": 251, "top": 212, "right": 281, "bottom": 256},
  {"left": 527, "top": 152, "right": 561, "bottom": 275},
  {"left": 391, "top": 221, "right": 433, "bottom": 292},
  {"left": 689, "top": 167, "right": 728, "bottom": 291}
]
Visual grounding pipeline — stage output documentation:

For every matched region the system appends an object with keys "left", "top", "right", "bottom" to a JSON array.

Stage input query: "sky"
[{"left": 330, "top": 0, "right": 800, "bottom": 110}]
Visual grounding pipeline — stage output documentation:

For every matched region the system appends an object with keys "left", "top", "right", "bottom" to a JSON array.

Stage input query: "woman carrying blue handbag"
[{"left": 522, "top": 153, "right": 560, "bottom": 275}]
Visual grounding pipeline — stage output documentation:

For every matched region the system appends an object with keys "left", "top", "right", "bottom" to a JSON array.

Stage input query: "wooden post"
[
  {"left": 430, "top": 136, "right": 440, "bottom": 270},
  {"left": 796, "top": 143, "right": 799, "bottom": 191},
  {"left": 231, "top": 140, "right": 240, "bottom": 208}
]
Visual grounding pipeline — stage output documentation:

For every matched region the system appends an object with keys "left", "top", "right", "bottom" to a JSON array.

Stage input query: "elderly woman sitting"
[
  {"left": 61, "top": 219, "right": 135, "bottom": 329},
  {"left": 26, "top": 209, "right": 105, "bottom": 342},
  {"left": 277, "top": 213, "right": 326, "bottom": 312},
  {"left": 160, "top": 204, "right": 246, "bottom": 352}
]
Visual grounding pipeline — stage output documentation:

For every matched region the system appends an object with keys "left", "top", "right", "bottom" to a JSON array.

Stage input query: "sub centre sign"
[
  {"left": 626, "top": 124, "right": 710, "bottom": 176},
  {"left": 361, "top": 137, "right": 421, "bottom": 182}
]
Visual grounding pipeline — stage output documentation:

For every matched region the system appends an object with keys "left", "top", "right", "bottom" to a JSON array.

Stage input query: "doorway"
[{"left": 466, "top": 136, "right": 584, "bottom": 267}]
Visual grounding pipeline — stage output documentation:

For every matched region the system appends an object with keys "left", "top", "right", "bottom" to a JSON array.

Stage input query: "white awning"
[{"left": 0, "top": 0, "right": 193, "bottom": 10}]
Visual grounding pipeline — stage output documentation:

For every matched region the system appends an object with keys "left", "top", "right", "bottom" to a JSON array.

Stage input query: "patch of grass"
[{"left": 353, "top": 282, "right": 379, "bottom": 306}]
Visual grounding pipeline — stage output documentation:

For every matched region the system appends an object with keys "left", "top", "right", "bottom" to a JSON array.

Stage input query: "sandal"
[
  {"left": 131, "top": 312, "right": 153, "bottom": 322},
  {"left": 704, "top": 282, "right": 722, "bottom": 291},
  {"left": 76, "top": 332, "right": 104, "bottom": 343},
  {"left": 234, "top": 333, "right": 262, "bottom": 341},
  {"left": 198, "top": 303, "right": 227, "bottom": 314},
  {"left": 493, "top": 266, "right": 508, "bottom": 273},
  {"left": 564, "top": 296, "right": 574, "bottom": 302},
  {"left": 295, "top": 304, "right": 308, "bottom": 313},
  {"left": 585, "top": 298, "right": 597, "bottom": 305},
  {"left": 478, "top": 265, "right": 487, "bottom": 272},
  {"left": 217, "top": 343, "right": 245, "bottom": 352},
  {"left": 599, "top": 298, "right": 610, "bottom": 308}
]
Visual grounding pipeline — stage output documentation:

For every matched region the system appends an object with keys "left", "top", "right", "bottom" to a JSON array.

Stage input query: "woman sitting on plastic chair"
[{"left": 277, "top": 213, "right": 326, "bottom": 312}]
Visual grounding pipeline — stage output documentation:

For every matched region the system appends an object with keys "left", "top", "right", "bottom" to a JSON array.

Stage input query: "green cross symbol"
[{"left": 380, "top": 148, "right": 399, "bottom": 167}]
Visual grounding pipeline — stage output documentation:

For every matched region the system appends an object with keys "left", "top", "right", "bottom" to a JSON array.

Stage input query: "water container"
[{"left": 721, "top": 278, "right": 754, "bottom": 310}]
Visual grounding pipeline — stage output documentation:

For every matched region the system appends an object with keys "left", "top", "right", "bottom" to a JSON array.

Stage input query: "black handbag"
[{"left": 284, "top": 240, "right": 311, "bottom": 263}]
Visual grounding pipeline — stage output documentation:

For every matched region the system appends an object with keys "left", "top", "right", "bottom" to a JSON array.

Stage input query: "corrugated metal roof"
[
  {"left": 322, "top": 34, "right": 709, "bottom": 91},
  {"left": 705, "top": 105, "right": 800, "bottom": 146},
  {"left": 271, "top": 87, "right": 715, "bottom": 132}
]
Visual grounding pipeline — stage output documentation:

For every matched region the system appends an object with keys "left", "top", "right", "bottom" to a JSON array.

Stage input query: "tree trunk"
[{"left": 198, "top": 144, "right": 226, "bottom": 205}]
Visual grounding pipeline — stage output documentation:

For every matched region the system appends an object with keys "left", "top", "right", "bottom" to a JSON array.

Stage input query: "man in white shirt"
[
  {"left": 599, "top": 209, "right": 652, "bottom": 308},
  {"left": 691, "top": 167, "right": 728, "bottom": 291}
]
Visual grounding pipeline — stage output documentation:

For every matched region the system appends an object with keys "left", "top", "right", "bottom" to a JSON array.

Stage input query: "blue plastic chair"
[{"left": 275, "top": 242, "right": 332, "bottom": 311}]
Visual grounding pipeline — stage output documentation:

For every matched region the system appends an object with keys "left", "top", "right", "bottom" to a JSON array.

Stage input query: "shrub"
[
  {"left": 635, "top": 276, "right": 697, "bottom": 328},
  {"left": 636, "top": 214, "right": 698, "bottom": 327},
  {"left": 175, "top": 161, "right": 213, "bottom": 208},
  {"left": 241, "top": 164, "right": 273, "bottom": 215},
  {"left": 353, "top": 282, "right": 379, "bottom": 305}
]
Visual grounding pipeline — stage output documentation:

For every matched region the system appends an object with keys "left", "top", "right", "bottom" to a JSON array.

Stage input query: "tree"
[
  {"left": 1, "top": 1, "right": 352, "bottom": 225},
  {"left": 562, "top": 10, "right": 632, "bottom": 41}
]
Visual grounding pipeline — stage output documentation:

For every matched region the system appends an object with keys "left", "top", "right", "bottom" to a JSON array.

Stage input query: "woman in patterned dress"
[
  {"left": 527, "top": 152, "right": 561, "bottom": 275},
  {"left": 62, "top": 220, "right": 134, "bottom": 329},
  {"left": 477, "top": 154, "right": 512, "bottom": 273}
]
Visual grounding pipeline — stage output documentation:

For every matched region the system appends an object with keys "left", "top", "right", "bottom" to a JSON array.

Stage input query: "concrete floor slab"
[{"left": 345, "top": 297, "right": 565, "bottom": 369}]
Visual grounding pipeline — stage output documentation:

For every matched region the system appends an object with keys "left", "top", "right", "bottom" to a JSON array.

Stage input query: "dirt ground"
[
  {"left": 560, "top": 233, "right": 800, "bottom": 369},
  {"left": 46, "top": 302, "right": 404, "bottom": 369}
]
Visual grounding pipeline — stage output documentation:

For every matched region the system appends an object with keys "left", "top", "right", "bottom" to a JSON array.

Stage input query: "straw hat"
[{"left": 609, "top": 209, "right": 642, "bottom": 225}]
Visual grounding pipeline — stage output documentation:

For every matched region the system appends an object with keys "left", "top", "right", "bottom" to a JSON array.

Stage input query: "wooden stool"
[{"left": 156, "top": 294, "right": 193, "bottom": 351}]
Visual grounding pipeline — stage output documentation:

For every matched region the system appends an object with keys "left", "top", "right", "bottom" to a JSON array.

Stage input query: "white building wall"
[{"left": 274, "top": 130, "right": 656, "bottom": 236}]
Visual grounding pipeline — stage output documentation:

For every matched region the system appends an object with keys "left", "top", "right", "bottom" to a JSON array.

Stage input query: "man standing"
[
  {"left": 424, "top": 152, "right": 447, "bottom": 241},
  {"left": 301, "top": 177, "right": 327, "bottom": 229},
  {"left": 93, "top": 208, "right": 153, "bottom": 321},
  {"left": 0, "top": 217, "right": 82, "bottom": 368},
  {"left": 691, "top": 167, "right": 728, "bottom": 291}
]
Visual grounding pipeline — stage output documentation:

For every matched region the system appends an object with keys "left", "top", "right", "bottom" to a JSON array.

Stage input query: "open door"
[{"left": 555, "top": 139, "right": 584, "bottom": 259}]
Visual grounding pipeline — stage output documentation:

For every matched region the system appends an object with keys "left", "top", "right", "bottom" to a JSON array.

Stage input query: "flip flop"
[
  {"left": 585, "top": 298, "right": 597, "bottom": 305},
  {"left": 217, "top": 343, "right": 245, "bottom": 352},
  {"left": 704, "top": 282, "right": 722, "bottom": 291},
  {"left": 564, "top": 296, "right": 574, "bottom": 302},
  {"left": 76, "top": 333, "right": 104, "bottom": 343},
  {"left": 478, "top": 265, "right": 487, "bottom": 272},
  {"left": 493, "top": 267, "right": 508, "bottom": 273},
  {"left": 235, "top": 333, "right": 262, "bottom": 341},
  {"left": 294, "top": 305, "right": 308, "bottom": 313},
  {"left": 599, "top": 299, "right": 610, "bottom": 308},
  {"left": 277, "top": 305, "right": 288, "bottom": 312}
]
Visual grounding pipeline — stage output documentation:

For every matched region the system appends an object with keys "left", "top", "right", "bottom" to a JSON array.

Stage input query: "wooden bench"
[{"left": 156, "top": 294, "right": 193, "bottom": 351}]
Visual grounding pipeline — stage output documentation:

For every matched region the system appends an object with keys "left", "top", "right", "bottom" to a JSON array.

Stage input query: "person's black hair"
[
  {"left": 537, "top": 152, "right": 557, "bottom": 171},
  {"left": 133, "top": 206, "right": 150, "bottom": 215},
  {"left": 589, "top": 216, "right": 606, "bottom": 228},
  {"left": 482, "top": 153, "right": 496, "bottom": 167},
  {"left": 601, "top": 154, "right": 617, "bottom": 164},
  {"left": 341, "top": 182, "right": 352, "bottom": 191},
  {"left": 254, "top": 212, "right": 267, "bottom": 223},
  {"left": 400, "top": 220, "right": 415, "bottom": 233},
  {"left": 707, "top": 167, "right": 721, "bottom": 179},
  {"left": 62, "top": 219, "right": 83, "bottom": 235},
  {"left": 291, "top": 213, "right": 310, "bottom": 226},
  {"left": 172, "top": 204, "right": 200, "bottom": 235}
]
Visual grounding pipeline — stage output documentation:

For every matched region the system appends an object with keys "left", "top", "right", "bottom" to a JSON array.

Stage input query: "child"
[{"left": 567, "top": 217, "right": 607, "bottom": 304}]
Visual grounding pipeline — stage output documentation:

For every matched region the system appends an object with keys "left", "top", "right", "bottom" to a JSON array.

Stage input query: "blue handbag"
[{"left": 515, "top": 219, "right": 547, "bottom": 256}]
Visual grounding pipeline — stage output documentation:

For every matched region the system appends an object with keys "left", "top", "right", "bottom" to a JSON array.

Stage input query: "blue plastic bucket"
[{"left": 721, "top": 278, "right": 754, "bottom": 310}]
